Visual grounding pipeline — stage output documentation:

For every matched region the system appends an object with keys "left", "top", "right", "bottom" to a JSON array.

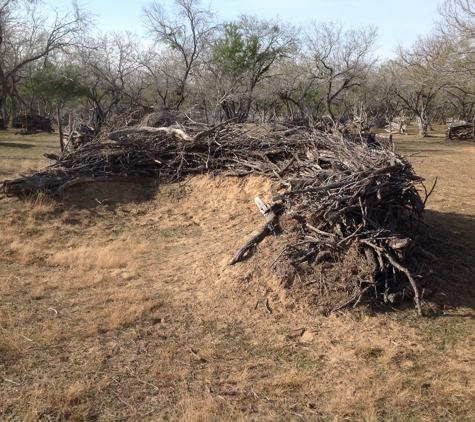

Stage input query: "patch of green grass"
[
  {"left": 0, "top": 129, "right": 59, "bottom": 179},
  {"left": 293, "top": 352, "right": 322, "bottom": 371}
]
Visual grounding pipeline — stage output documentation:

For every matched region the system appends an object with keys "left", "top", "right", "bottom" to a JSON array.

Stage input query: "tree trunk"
[
  {"left": 57, "top": 104, "right": 64, "bottom": 153},
  {"left": 0, "top": 80, "right": 10, "bottom": 129},
  {"left": 221, "top": 100, "right": 234, "bottom": 121},
  {"left": 418, "top": 119, "right": 428, "bottom": 137},
  {"left": 89, "top": 106, "right": 106, "bottom": 135},
  {"left": 418, "top": 108, "right": 429, "bottom": 137}
]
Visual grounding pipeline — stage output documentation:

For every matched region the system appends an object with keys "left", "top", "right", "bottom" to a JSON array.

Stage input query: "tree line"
[{"left": 1, "top": 0, "right": 475, "bottom": 136}]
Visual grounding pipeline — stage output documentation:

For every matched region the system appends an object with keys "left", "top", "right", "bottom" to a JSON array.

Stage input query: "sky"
[{"left": 46, "top": 0, "right": 442, "bottom": 59}]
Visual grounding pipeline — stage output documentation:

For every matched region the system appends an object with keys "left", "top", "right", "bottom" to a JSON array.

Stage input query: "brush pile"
[
  {"left": 446, "top": 122, "right": 474, "bottom": 141},
  {"left": 267, "top": 135, "right": 427, "bottom": 315},
  {"left": 103, "top": 107, "right": 186, "bottom": 133},
  {"left": 12, "top": 114, "right": 54, "bottom": 134},
  {"left": 2, "top": 120, "right": 429, "bottom": 314},
  {"left": 62, "top": 123, "right": 96, "bottom": 151}
]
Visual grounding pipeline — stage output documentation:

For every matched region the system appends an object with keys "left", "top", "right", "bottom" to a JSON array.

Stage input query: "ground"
[{"left": 1, "top": 124, "right": 475, "bottom": 421}]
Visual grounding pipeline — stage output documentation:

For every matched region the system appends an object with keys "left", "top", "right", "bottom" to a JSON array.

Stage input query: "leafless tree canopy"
[{"left": 2, "top": 0, "right": 475, "bottom": 133}]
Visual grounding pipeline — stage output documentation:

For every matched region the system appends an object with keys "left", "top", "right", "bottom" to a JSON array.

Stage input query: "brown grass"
[{"left": 1, "top": 125, "right": 475, "bottom": 421}]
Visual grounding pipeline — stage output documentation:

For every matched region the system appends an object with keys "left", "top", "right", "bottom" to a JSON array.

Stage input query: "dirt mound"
[
  {"left": 2, "top": 121, "right": 428, "bottom": 314},
  {"left": 59, "top": 174, "right": 419, "bottom": 317},
  {"left": 123, "top": 174, "right": 320, "bottom": 317}
]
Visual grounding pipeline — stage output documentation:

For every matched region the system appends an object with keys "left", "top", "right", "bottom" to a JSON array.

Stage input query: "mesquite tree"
[
  {"left": 391, "top": 34, "right": 451, "bottom": 136},
  {"left": 60, "top": 32, "right": 148, "bottom": 134},
  {"left": 0, "top": 0, "right": 90, "bottom": 128},
  {"left": 303, "top": 21, "right": 377, "bottom": 121},
  {"left": 142, "top": 0, "right": 216, "bottom": 110},
  {"left": 211, "top": 16, "right": 296, "bottom": 122}
]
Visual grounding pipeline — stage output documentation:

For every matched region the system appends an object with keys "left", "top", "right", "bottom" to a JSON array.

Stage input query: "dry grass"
[
  {"left": 1, "top": 125, "right": 475, "bottom": 421},
  {"left": 0, "top": 129, "right": 58, "bottom": 179}
]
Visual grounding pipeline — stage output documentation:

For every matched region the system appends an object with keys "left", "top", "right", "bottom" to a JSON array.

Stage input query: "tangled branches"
[
  {"left": 2, "top": 121, "right": 429, "bottom": 314},
  {"left": 274, "top": 138, "right": 426, "bottom": 315}
]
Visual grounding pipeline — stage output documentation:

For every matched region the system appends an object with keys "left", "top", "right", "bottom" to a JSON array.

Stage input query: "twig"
[
  {"left": 265, "top": 298, "right": 272, "bottom": 314},
  {"left": 423, "top": 177, "right": 438, "bottom": 206},
  {"left": 187, "top": 345, "right": 207, "bottom": 362}
]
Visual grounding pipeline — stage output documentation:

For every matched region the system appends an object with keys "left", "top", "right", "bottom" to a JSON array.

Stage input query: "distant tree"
[
  {"left": 211, "top": 16, "right": 296, "bottom": 121},
  {"left": 391, "top": 34, "right": 452, "bottom": 136},
  {"left": 438, "top": 0, "right": 475, "bottom": 40},
  {"left": 0, "top": 0, "right": 90, "bottom": 128},
  {"left": 436, "top": 0, "right": 475, "bottom": 120},
  {"left": 360, "top": 66, "right": 405, "bottom": 124},
  {"left": 274, "top": 57, "right": 323, "bottom": 121},
  {"left": 142, "top": 0, "right": 216, "bottom": 110},
  {"left": 69, "top": 32, "right": 146, "bottom": 134},
  {"left": 303, "top": 21, "right": 377, "bottom": 121},
  {"left": 20, "top": 59, "right": 85, "bottom": 116}
]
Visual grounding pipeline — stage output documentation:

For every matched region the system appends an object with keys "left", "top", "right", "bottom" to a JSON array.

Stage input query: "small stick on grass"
[
  {"left": 265, "top": 298, "right": 272, "bottom": 314},
  {"left": 187, "top": 345, "right": 207, "bottom": 362}
]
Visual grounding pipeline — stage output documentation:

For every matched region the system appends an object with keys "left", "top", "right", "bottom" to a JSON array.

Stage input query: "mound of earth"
[{"left": 2, "top": 121, "right": 430, "bottom": 314}]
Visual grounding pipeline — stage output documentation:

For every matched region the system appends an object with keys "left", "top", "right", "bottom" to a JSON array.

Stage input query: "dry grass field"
[{"left": 1, "top": 124, "right": 475, "bottom": 421}]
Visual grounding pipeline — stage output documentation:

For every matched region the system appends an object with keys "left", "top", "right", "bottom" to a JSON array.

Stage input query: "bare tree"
[
  {"left": 0, "top": 0, "right": 90, "bottom": 128},
  {"left": 275, "top": 57, "right": 322, "bottom": 121},
  {"left": 140, "top": 46, "right": 186, "bottom": 108},
  {"left": 438, "top": 0, "right": 475, "bottom": 39},
  {"left": 435, "top": 0, "right": 475, "bottom": 120},
  {"left": 142, "top": 0, "right": 216, "bottom": 110},
  {"left": 303, "top": 21, "right": 377, "bottom": 121},
  {"left": 391, "top": 34, "right": 451, "bottom": 136},
  {"left": 68, "top": 32, "right": 147, "bottom": 133}
]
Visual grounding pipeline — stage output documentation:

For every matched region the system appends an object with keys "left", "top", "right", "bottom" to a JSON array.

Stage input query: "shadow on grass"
[
  {"left": 395, "top": 138, "right": 475, "bottom": 155},
  {"left": 397, "top": 146, "right": 460, "bottom": 157},
  {"left": 419, "top": 209, "right": 475, "bottom": 311},
  {"left": 59, "top": 179, "right": 159, "bottom": 210},
  {"left": 0, "top": 142, "right": 35, "bottom": 149}
]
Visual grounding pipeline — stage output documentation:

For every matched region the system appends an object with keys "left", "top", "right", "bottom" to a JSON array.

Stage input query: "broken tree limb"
[
  {"left": 228, "top": 197, "right": 277, "bottom": 265},
  {"left": 254, "top": 197, "right": 276, "bottom": 223},
  {"left": 384, "top": 252, "right": 423, "bottom": 316},
  {"left": 107, "top": 126, "right": 193, "bottom": 141},
  {"left": 228, "top": 224, "right": 272, "bottom": 266}
]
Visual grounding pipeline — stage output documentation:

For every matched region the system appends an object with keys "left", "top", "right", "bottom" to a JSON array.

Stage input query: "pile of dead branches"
[
  {"left": 272, "top": 137, "right": 427, "bottom": 315},
  {"left": 2, "top": 121, "right": 429, "bottom": 314},
  {"left": 61, "top": 123, "right": 96, "bottom": 151},
  {"left": 2, "top": 122, "right": 312, "bottom": 194},
  {"left": 446, "top": 122, "right": 475, "bottom": 141},
  {"left": 103, "top": 107, "right": 186, "bottom": 134},
  {"left": 12, "top": 114, "right": 54, "bottom": 134}
]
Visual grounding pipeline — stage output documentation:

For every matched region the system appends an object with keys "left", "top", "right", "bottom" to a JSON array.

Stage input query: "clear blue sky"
[{"left": 47, "top": 0, "right": 441, "bottom": 59}]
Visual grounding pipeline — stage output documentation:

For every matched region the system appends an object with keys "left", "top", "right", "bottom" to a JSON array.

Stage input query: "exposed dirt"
[{"left": 1, "top": 126, "right": 475, "bottom": 421}]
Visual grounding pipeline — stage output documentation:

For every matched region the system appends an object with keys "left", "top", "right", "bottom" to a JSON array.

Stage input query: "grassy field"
[
  {"left": 0, "top": 129, "right": 60, "bottom": 179},
  {"left": 1, "top": 124, "right": 475, "bottom": 421}
]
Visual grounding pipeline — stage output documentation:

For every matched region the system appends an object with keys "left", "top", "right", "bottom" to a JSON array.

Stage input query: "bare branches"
[
  {"left": 142, "top": 0, "right": 217, "bottom": 109},
  {"left": 0, "top": 0, "right": 91, "bottom": 127},
  {"left": 303, "top": 21, "right": 378, "bottom": 121},
  {"left": 438, "top": 0, "right": 475, "bottom": 40}
]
